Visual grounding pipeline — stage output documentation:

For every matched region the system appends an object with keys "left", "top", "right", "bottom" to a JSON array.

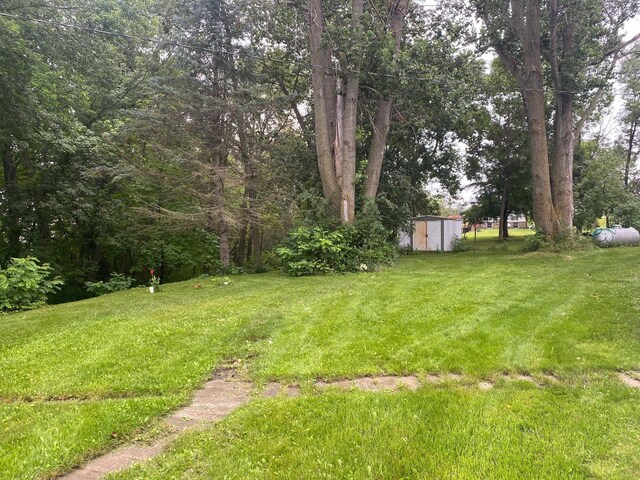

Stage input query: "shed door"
[
  {"left": 412, "top": 220, "right": 427, "bottom": 250},
  {"left": 427, "top": 221, "right": 442, "bottom": 251}
]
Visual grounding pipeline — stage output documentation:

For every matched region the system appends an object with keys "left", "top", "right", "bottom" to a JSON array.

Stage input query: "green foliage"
[
  {"left": 545, "top": 232, "right": 596, "bottom": 253},
  {"left": 522, "top": 229, "right": 595, "bottom": 254},
  {"left": 450, "top": 235, "right": 469, "bottom": 252},
  {"left": 574, "top": 144, "right": 640, "bottom": 231},
  {"left": 276, "top": 203, "right": 396, "bottom": 276},
  {"left": 85, "top": 273, "right": 133, "bottom": 296},
  {"left": 276, "top": 227, "right": 346, "bottom": 276},
  {"left": 149, "top": 272, "right": 161, "bottom": 291},
  {"left": 0, "top": 257, "right": 63, "bottom": 311},
  {"left": 521, "top": 232, "right": 546, "bottom": 252}
]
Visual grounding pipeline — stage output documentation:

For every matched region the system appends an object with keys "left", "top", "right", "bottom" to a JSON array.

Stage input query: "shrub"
[
  {"left": 398, "top": 245, "right": 416, "bottom": 255},
  {"left": 85, "top": 273, "right": 133, "bottom": 296},
  {"left": 276, "top": 203, "right": 396, "bottom": 276},
  {"left": 276, "top": 226, "right": 346, "bottom": 276},
  {"left": 450, "top": 235, "right": 469, "bottom": 252},
  {"left": 0, "top": 257, "right": 64, "bottom": 312},
  {"left": 546, "top": 231, "right": 596, "bottom": 252},
  {"left": 521, "top": 232, "right": 546, "bottom": 252}
]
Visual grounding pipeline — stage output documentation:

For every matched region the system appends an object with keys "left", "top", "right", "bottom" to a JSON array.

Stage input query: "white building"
[{"left": 399, "top": 216, "right": 463, "bottom": 252}]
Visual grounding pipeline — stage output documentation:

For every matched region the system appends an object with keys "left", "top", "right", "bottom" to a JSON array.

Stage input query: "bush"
[
  {"left": 0, "top": 257, "right": 64, "bottom": 312},
  {"left": 521, "top": 232, "right": 546, "bottom": 252},
  {"left": 450, "top": 235, "right": 469, "bottom": 252},
  {"left": 522, "top": 230, "right": 596, "bottom": 253},
  {"left": 546, "top": 231, "right": 596, "bottom": 252},
  {"left": 85, "top": 273, "right": 133, "bottom": 296},
  {"left": 276, "top": 226, "right": 345, "bottom": 276},
  {"left": 276, "top": 203, "right": 397, "bottom": 276}
]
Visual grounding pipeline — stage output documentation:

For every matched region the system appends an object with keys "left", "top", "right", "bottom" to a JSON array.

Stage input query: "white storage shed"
[{"left": 399, "top": 215, "right": 463, "bottom": 252}]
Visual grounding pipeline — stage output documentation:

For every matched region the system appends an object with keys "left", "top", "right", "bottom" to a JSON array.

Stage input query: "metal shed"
[{"left": 398, "top": 216, "right": 463, "bottom": 252}]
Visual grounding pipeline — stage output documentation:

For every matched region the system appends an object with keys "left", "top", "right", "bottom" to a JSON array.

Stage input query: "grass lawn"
[{"left": 1, "top": 229, "right": 639, "bottom": 479}]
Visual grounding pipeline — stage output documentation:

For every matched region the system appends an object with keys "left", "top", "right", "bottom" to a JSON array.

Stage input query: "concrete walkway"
[{"left": 59, "top": 369, "right": 640, "bottom": 479}]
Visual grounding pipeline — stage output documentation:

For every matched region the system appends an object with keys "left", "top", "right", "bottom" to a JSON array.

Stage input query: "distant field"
[
  {"left": 1, "top": 232, "right": 639, "bottom": 479},
  {"left": 465, "top": 226, "right": 534, "bottom": 240}
]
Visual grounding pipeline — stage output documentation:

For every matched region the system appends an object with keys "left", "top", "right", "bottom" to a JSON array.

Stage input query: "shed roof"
[{"left": 410, "top": 215, "right": 462, "bottom": 221}]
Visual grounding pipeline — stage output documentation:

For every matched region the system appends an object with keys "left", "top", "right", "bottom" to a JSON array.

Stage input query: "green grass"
[
  {"left": 1, "top": 230, "right": 639, "bottom": 478},
  {"left": 111, "top": 380, "right": 640, "bottom": 480},
  {"left": 0, "top": 396, "right": 179, "bottom": 479}
]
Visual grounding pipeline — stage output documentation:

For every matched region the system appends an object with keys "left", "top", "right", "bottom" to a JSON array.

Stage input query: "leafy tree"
[
  {"left": 306, "top": 0, "right": 409, "bottom": 223},
  {"left": 466, "top": 60, "right": 531, "bottom": 239},
  {"left": 0, "top": 257, "right": 63, "bottom": 311},
  {"left": 471, "top": 0, "right": 640, "bottom": 238},
  {"left": 618, "top": 48, "right": 640, "bottom": 190},
  {"left": 574, "top": 144, "right": 640, "bottom": 230}
]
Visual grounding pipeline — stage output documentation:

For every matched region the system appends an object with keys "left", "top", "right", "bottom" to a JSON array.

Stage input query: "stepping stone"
[
  {"left": 619, "top": 372, "right": 640, "bottom": 389},
  {"left": 62, "top": 375, "right": 252, "bottom": 479},
  {"left": 287, "top": 385, "right": 301, "bottom": 397},
  {"left": 263, "top": 382, "right": 283, "bottom": 397},
  {"left": 62, "top": 438, "right": 172, "bottom": 480}
]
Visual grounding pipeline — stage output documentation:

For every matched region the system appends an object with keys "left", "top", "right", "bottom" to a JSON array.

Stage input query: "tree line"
[{"left": 1, "top": 0, "right": 639, "bottom": 299}]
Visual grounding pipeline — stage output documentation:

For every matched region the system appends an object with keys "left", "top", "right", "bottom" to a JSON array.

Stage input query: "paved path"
[
  {"left": 60, "top": 369, "right": 640, "bottom": 479},
  {"left": 62, "top": 370, "right": 254, "bottom": 480}
]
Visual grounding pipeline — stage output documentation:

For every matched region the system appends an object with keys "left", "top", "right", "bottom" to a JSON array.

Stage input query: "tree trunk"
[
  {"left": 218, "top": 214, "right": 230, "bottom": 269},
  {"left": 363, "top": 0, "right": 408, "bottom": 199},
  {"left": 211, "top": 149, "right": 230, "bottom": 269},
  {"left": 522, "top": 87, "right": 560, "bottom": 238},
  {"left": 498, "top": 185, "right": 508, "bottom": 241},
  {"left": 251, "top": 223, "right": 262, "bottom": 266},
  {"left": 551, "top": 92, "right": 575, "bottom": 229},
  {"left": 515, "top": 0, "right": 560, "bottom": 238},
  {"left": 2, "top": 147, "right": 21, "bottom": 257},
  {"left": 625, "top": 117, "right": 638, "bottom": 188},
  {"left": 549, "top": 1, "right": 575, "bottom": 229},
  {"left": 308, "top": 0, "right": 340, "bottom": 214},
  {"left": 236, "top": 105, "right": 254, "bottom": 268},
  {"left": 340, "top": 70, "right": 359, "bottom": 224},
  {"left": 236, "top": 224, "right": 247, "bottom": 267},
  {"left": 364, "top": 98, "right": 393, "bottom": 199}
]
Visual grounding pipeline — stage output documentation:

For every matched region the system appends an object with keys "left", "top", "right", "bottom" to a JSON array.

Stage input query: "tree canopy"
[{"left": 1, "top": 0, "right": 639, "bottom": 297}]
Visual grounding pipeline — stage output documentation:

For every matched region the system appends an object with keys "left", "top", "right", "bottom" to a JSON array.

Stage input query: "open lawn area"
[{"left": 1, "top": 230, "right": 640, "bottom": 479}]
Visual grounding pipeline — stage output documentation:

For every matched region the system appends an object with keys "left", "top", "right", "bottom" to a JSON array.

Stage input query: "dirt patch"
[{"left": 619, "top": 372, "right": 640, "bottom": 389}]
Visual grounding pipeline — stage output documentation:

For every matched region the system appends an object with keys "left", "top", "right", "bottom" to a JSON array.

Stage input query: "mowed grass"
[
  {"left": 111, "top": 381, "right": 640, "bottom": 480},
  {"left": 1, "top": 229, "right": 640, "bottom": 478},
  {"left": 0, "top": 396, "right": 179, "bottom": 479}
]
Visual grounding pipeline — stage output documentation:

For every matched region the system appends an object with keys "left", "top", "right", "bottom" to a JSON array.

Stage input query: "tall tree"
[
  {"left": 466, "top": 61, "right": 531, "bottom": 240},
  {"left": 618, "top": 48, "right": 640, "bottom": 190},
  {"left": 308, "top": 0, "right": 409, "bottom": 223},
  {"left": 472, "top": 0, "right": 640, "bottom": 238}
]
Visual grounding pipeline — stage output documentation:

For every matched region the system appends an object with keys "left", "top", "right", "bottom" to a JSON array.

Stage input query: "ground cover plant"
[
  {"left": 1, "top": 230, "right": 639, "bottom": 479},
  {"left": 0, "top": 257, "right": 63, "bottom": 312}
]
